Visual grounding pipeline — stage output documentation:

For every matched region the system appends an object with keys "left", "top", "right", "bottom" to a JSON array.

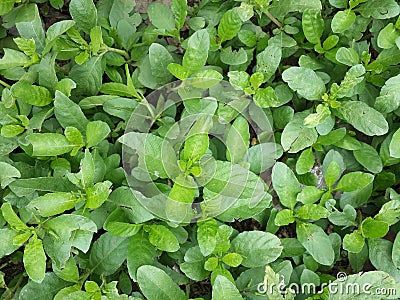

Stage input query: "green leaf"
[
  {"left": 325, "top": 162, "right": 341, "bottom": 188},
  {"left": 54, "top": 91, "right": 88, "bottom": 133},
  {"left": 331, "top": 9, "right": 356, "bottom": 33},
  {"left": 296, "top": 148, "right": 314, "bottom": 174},
  {"left": 360, "top": 217, "right": 389, "bottom": 238},
  {"left": 343, "top": 230, "right": 365, "bottom": 253},
  {"left": 334, "top": 172, "right": 374, "bottom": 192},
  {"left": 197, "top": 219, "right": 218, "bottom": 256},
  {"left": 1, "top": 203, "right": 29, "bottom": 231},
  {"left": 146, "top": 225, "right": 180, "bottom": 252},
  {"left": 46, "top": 20, "right": 76, "bottom": 43},
  {"left": 256, "top": 45, "right": 282, "bottom": 82},
  {"left": 16, "top": 5, "right": 45, "bottom": 52},
  {"left": 353, "top": 142, "right": 383, "bottom": 173},
  {"left": 52, "top": 257, "right": 79, "bottom": 283},
  {"left": 375, "top": 200, "right": 400, "bottom": 226},
  {"left": 336, "top": 47, "right": 359, "bottom": 66},
  {"left": 86, "top": 121, "right": 110, "bottom": 148},
  {"left": 356, "top": 0, "right": 400, "bottom": 19},
  {"left": 296, "top": 204, "right": 329, "bottom": 220},
  {"left": 245, "top": 143, "right": 282, "bottom": 174},
  {"left": 334, "top": 101, "right": 388, "bottom": 136},
  {"left": 297, "top": 186, "right": 324, "bottom": 204},
  {"left": 226, "top": 116, "right": 249, "bottom": 163},
  {"left": 281, "top": 112, "right": 318, "bottom": 153},
  {"left": 88, "top": 233, "right": 129, "bottom": 276},
  {"left": 393, "top": 232, "right": 400, "bottom": 268},
  {"left": 335, "top": 64, "right": 365, "bottom": 98},
  {"left": 0, "top": 48, "right": 29, "bottom": 69},
  {"left": 11, "top": 82, "right": 53, "bottom": 106},
  {"left": 19, "top": 273, "right": 70, "bottom": 300},
  {"left": 148, "top": 2, "right": 175, "bottom": 32},
  {"left": 302, "top": 9, "right": 324, "bottom": 44},
  {"left": 24, "top": 236, "right": 46, "bottom": 283},
  {"left": 149, "top": 43, "right": 174, "bottom": 79},
  {"left": 375, "top": 74, "right": 400, "bottom": 113},
  {"left": 69, "top": 56, "right": 103, "bottom": 96},
  {"left": 28, "top": 192, "right": 78, "bottom": 217},
  {"left": 85, "top": 181, "right": 112, "bottom": 209},
  {"left": 172, "top": 0, "right": 188, "bottom": 30},
  {"left": 272, "top": 162, "right": 301, "bottom": 209},
  {"left": 127, "top": 232, "right": 157, "bottom": 281},
  {"left": 275, "top": 209, "right": 295, "bottom": 226},
  {"left": 296, "top": 222, "right": 335, "bottom": 265},
  {"left": 222, "top": 253, "right": 242, "bottom": 267},
  {"left": 220, "top": 47, "right": 247, "bottom": 66},
  {"left": 212, "top": 275, "right": 243, "bottom": 300},
  {"left": 26, "top": 133, "right": 75, "bottom": 156},
  {"left": 182, "top": 29, "right": 210, "bottom": 75},
  {"left": 137, "top": 265, "right": 187, "bottom": 300},
  {"left": 269, "top": 0, "right": 322, "bottom": 18},
  {"left": 69, "top": 0, "right": 97, "bottom": 33},
  {"left": 218, "top": 9, "right": 242, "bottom": 43},
  {"left": 0, "top": 161, "right": 21, "bottom": 188},
  {"left": 0, "top": 0, "right": 15, "bottom": 16},
  {"left": 231, "top": 231, "right": 283, "bottom": 267},
  {"left": 180, "top": 246, "right": 210, "bottom": 281},
  {"left": 0, "top": 228, "right": 19, "bottom": 258},
  {"left": 183, "top": 116, "right": 212, "bottom": 161},
  {"left": 378, "top": 23, "right": 400, "bottom": 49},
  {"left": 282, "top": 67, "right": 325, "bottom": 100}
]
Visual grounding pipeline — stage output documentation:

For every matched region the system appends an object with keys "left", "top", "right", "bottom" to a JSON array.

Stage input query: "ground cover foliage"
[{"left": 0, "top": 0, "right": 400, "bottom": 299}]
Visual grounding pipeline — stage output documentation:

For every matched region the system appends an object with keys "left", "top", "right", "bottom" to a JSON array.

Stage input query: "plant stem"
[
  {"left": 105, "top": 47, "right": 130, "bottom": 60},
  {"left": 265, "top": 10, "right": 283, "bottom": 28},
  {"left": 0, "top": 78, "right": 11, "bottom": 89}
]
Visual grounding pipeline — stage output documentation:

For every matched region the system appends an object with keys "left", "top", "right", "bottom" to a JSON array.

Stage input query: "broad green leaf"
[
  {"left": 297, "top": 186, "right": 324, "bottom": 204},
  {"left": 16, "top": 5, "right": 45, "bottom": 52},
  {"left": 256, "top": 45, "right": 282, "bottom": 82},
  {"left": 304, "top": 104, "right": 331, "bottom": 127},
  {"left": 0, "top": 48, "right": 29, "bottom": 69},
  {"left": 393, "top": 233, "right": 400, "bottom": 269},
  {"left": 86, "top": 120, "right": 110, "bottom": 148},
  {"left": 282, "top": 67, "right": 325, "bottom": 100},
  {"left": 197, "top": 219, "right": 218, "bottom": 256},
  {"left": 336, "top": 47, "right": 359, "bottom": 66},
  {"left": 268, "top": 0, "right": 322, "bottom": 18},
  {"left": 218, "top": 9, "right": 242, "bottom": 43},
  {"left": 231, "top": 231, "right": 283, "bottom": 267},
  {"left": 0, "top": 162, "right": 21, "bottom": 188},
  {"left": 27, "top": 133, "right": 75, "bottom": 156},
  {"left": 296, "top": 148, "right": 314, "bottom": 174},
  {"left": 19, "top": 273, "right": 70, "bottom": 300},
  {"left": 331, "top": 9, "right": 356, "bottom": 33},
  {"left": 377, "top": 23, "right": 400, "bottom": 49},
  {"left": 228, "top": 71, "right": 249, "bottom": 90},
  {"left": 1, "top": 203, "right": 29, "bottom": 231},
  {"left": 334, "top": 172, "right": 374, "bottom": 192},
  {"left": 168, "top": 174, "right": 195, "bottom": 205},
  {"left": 281, "top": 112, "right": 318, "bottom": 153},
  {"left": 127, "top": 232, "right": 157, "bottom": 281},
  {"left": 28, "top": 192, "right": 78, "bottom": 217},
  {"left": 0, "top": 228, "right": 19, "bottom": 258},
  {"left": 88, "top": 233, "right": 129, "bottom": 276},
  {"left": 335, "top": 64, "right": 365, "bottom": 98},
  {"left": 220, "top": 47, "right": 247, "bottom": 66},
  {"left": 24, "top": 236, "right": 46, "bottom": 283},
  {"left": 275, "top": 209, "right": 295, "bottom": 226},
  {"left": 137, "top": 265, "right": 187, "bottom": 300},
  {"left": 360, "top": 217, "right": 389, "bottom": 238},
  {"left": 244, "top": 142, "right": 282, "bottom": 174},
  {"left": 334, "top": 101, "right": 388, "bottom": 136},
  {"left": 103, "top": 207, "right": 142, "bottom": 237},
  {"left": 69, "top": 56, "right": 103, "bottom": 96},
  {"left": 180, "top": 246, "right": 210, "bottom": 281},
  {"left": 52, "top": 257, "right": 79, "bottom": 283},
  {"left": 11, "top": 82, "right": 53, "bottom": 106},
  {"left": 46, "top": 20, "right": 76, "bottom": 42},
  {"left": 54, "top": 91, "right": 88, "bottom": 133},
  {"left": 375, "top": 74, "right": 400, "bottom": 113},
  {"left": 353, "top": 142, "right": 383, "bottom": 173},
  {"left": 212, "top": 275, "right": 243, "bottom": 300},
  {"left": 146, "top": 225, "right": 180, "bottom": 252},
  {"left": 226, "top": 116, "right": 249, "bottom": 163},
  {"left": 302, "top": 9, "right": 324, "bottom": 44},
  {"left": 172, "top": 0, "right": 188, "bottom": 30},
  {"left": 375, "top": 200, "right": 400, "bottom": 226},
  {"left": 296, "top": 204, "right": 329, "bottom": 220},
  {"left": 222, "top": 253, "right": 242, "bottom": 267},
  {"left": 183, "top": 116, "right": 213, "bottom": 161},
  {"left": 368, "top": 239, "right": 400, "bottom": 280},
  {"left": 69, "top": 0, "right": 97, "bottom": 33},
  {"left": 149, "top": 43, "right": 174, "bottom": 79},
  {"left": 343, "top": 230, "right": 365, "bottom": 253},
  {"left": 148, "top": 2, "right": 175, "bottom": 32},
  {"left": 325, "top": 162, "right": 341, "bottom": 188},
  {"left": 85, "top": 181, "right": 112, "bottom": 209},
  {"left": 0, "top": 0, "right": 15, "bottom": 16},
  {"left": 296, "top": 222, "right": 335, "bottom": 265},
  {"left": 182, "top": 29, "right": 210, "bottom": 75},
  {"left": 272, "top": 162, "right": 301, "bottom": 209}
]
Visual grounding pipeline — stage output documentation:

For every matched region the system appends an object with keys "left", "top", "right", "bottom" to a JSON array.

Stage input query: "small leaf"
[
  {"left": 360, "top": 217, "right": 389, "bottom": 238},
  {"left": 331, "top": 9, "right": 356, "bottom": 33},
  {"left": 148, "top": 2, "right": 175, "bottom": 32},
  {"left": 86, "top": 121, "right": 110, "bottom": 148},
  {"left": 212, "top": 275, "right": 243, "bottom": 300},
  {"left": 334, "top": 172, "right": 374, "bottom": 192},
  {"left": 197, "top": 219, "right": 218, "bottom": 256},
  {"left": 282, "top": 67, "right": 325, "bottom": 100},
  {"left": 24, "top": 236, "right": 46, "bottom": 283},
  {"left": 28, "top": 192, "right": 78, "bottom": 217},
  {"left": 146, "top": 225, "right": 180, "bottom": 252},
  {"left": 69, "top": 0, "right": 97, "bottom": 33},
  {"left": 302, "top": 9, "right": 324, "bottom": 44},
  {"left": 218, "top": 9, "right": 242, "bottom": 43},
  {"left": 272, "top": 162, "right": 301, "bottom": 209}
]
